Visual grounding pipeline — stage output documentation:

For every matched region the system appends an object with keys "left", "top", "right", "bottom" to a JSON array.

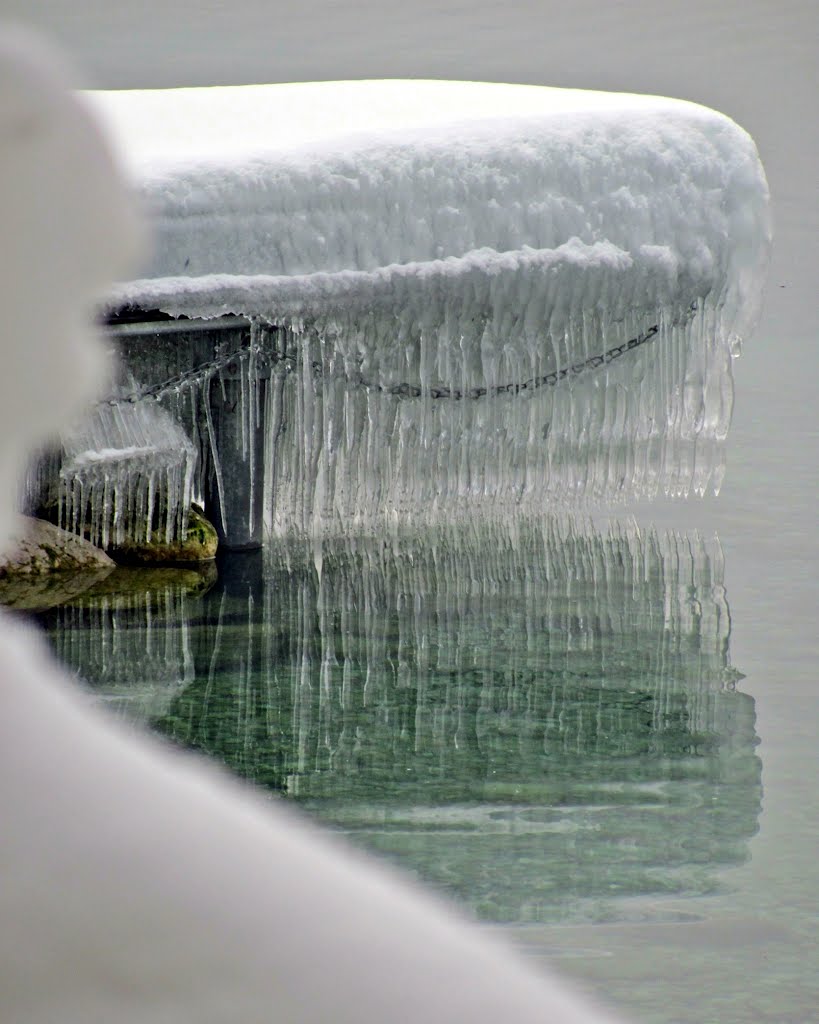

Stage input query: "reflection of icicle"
[
  {"left": 249, "top": 519, "right": 759, "bottom": 926},
  {"left": 254, "top": 515, "right": 746, "bottom": 782},
  {"left": 43, "top": 577, "right": 197, "bottom": 720},
  {"left": 41, "top": 513, "right": 760, "bottom": 922}
]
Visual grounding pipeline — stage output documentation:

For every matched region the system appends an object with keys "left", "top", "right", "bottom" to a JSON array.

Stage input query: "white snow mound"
[{"left": 92, "top": 80, "right": 769, "bottom": 340}]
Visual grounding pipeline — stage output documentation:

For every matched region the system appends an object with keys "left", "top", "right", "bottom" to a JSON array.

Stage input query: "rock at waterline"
[
  {"left": 108, "top": 506, "right": 218, "bottom": 566},
  {"left": 0, "top": 516, "right": 115, "bottom": 610},
  {"left": 1, "top": 516, "right": 115, "bottom": 576},
  {"left": 0, "top": 507, "right": 219, "bottom": 610}
]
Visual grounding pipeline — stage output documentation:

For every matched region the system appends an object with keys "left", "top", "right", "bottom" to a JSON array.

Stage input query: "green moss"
[{"left": 110, "top": 507, "right": 218, "bottom": 566}]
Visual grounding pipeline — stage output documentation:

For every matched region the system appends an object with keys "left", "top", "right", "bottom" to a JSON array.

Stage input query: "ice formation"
[
  {"left": 23, "top": 398, "right": 197, "bottom": 551},
  {"left": 55, "top": 401, "right": 197, "bottom": 548},
  {"left": 91, "top": 80, "right": 771, "bottom": 533}
]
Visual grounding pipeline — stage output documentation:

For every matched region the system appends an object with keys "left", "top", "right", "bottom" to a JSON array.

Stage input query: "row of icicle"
[{"left": 29, "top": 289, "right": 737, "bottom": 547}]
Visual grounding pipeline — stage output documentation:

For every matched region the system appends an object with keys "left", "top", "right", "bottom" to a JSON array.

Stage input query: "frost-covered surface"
[
  {"left": 92, "top": 80, "right": 769, "bottom": 332},
  {"left": 57, "top": 403, "right": 196, "bottom": 549},
  {"left": 91, "top": 80, "right": 771, "bottom": 527}
]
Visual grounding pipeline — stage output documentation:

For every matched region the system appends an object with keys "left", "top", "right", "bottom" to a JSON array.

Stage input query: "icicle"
[
  {"left": 43, "top": 241, "right": 752, "bottom": 545},
  {"left": 57, "top": 400, "right": 197, "bottom": 550},
  {"left": 202, "top": 373, "right": 227, "bottom": 538},
  {"left": 260, "top": 284, "right": 742, "bottom": 535}
]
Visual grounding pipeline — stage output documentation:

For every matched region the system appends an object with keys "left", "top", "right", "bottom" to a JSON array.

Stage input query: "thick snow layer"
[{"left": 95, "top": 80, "right": 769, "bottom": 344}]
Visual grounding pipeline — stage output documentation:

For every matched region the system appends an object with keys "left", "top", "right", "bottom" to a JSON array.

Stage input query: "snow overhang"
[{"left": 90, "top": 79, "right": 770, "bottom": 356}]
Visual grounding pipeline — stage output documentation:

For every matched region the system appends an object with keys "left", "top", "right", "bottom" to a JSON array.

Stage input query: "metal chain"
[
  {"left": 105, "top": 320, "right": 661, "bottom": 408},
  {"left": 102, "top": 345, "right": 268, "bottom": 406},
  {"left": 367, "top": 324, "right": 659, "bottom": 401}
]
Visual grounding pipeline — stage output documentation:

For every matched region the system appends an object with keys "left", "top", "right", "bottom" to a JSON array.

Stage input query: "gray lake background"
[{"left": 4, "top": 2, "right": 817, "bottom": 1021}]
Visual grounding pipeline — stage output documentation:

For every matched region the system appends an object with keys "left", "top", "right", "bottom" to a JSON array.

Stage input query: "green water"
[{"left": 38, "top": 516, "right": 761, "bottom": 928}]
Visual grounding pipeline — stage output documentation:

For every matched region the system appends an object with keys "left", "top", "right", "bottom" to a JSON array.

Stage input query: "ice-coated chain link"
[
  {"left": 104, "top": 320, "right": 662, "bottom": 408},
  {"left": 373, "top": 323, "right": 660, "bottom": 401},
  {"left": 101, "top": 342, "right": 270, "bottom": 407}
]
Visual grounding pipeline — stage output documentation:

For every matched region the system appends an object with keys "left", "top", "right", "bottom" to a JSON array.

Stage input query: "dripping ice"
[
  {"left": 58, "top": 401, "right": 197, "bottom": 550},
  {"left": 23, "top": 400, "right": 197, "bottom": 550},
  {"left": 76, "top": 80, "right": 770, "bottom": 539}
]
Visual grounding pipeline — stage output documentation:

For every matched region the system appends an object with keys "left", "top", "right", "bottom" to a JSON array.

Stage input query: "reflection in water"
[
  {"left": 39, "top": 517, "right": 761, "bottom": 924},
  {"left": 39, "top": 567, "right": 214, "bottom": 720}
]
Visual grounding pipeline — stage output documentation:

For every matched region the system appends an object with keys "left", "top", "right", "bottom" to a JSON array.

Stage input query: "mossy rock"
[
  {"left": 0, "top": 516, "right": 116, "bottom": 611},
  {"left": 109, "top": 506, "right": 218, "bottom": 565}
]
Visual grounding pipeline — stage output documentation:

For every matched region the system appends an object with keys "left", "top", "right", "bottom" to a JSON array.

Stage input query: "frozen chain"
[
  {"left": 101, "top": 343, "right": 267, "bottom": 407},
  {"left": 373, "top": 324, "right": 659, "bottom": 401},
  {"left": 105, "top": 320, "right": 662, "bottom": 407}
]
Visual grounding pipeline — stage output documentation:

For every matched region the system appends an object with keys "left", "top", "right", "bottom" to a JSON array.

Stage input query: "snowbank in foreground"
[{"left": 2, "top": 35, "right": 624, "bottom": 1024}]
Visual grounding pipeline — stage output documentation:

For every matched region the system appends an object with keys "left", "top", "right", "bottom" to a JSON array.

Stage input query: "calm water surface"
[
  {"left": 38, "top": 468, "right": 818, "bottom": 1024},
  {"left": 40, "top": 520, "right": 761, "bottom": 929}
]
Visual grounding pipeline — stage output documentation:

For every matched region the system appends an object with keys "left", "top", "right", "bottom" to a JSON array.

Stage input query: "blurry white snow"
[{"left": 90, "top": 79, "right": 714, "bottom": 163}]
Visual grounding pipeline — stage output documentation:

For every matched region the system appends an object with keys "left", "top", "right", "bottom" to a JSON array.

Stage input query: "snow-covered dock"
[{"left": 86, "top": 80, "right": 770, "bottom": 540}]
